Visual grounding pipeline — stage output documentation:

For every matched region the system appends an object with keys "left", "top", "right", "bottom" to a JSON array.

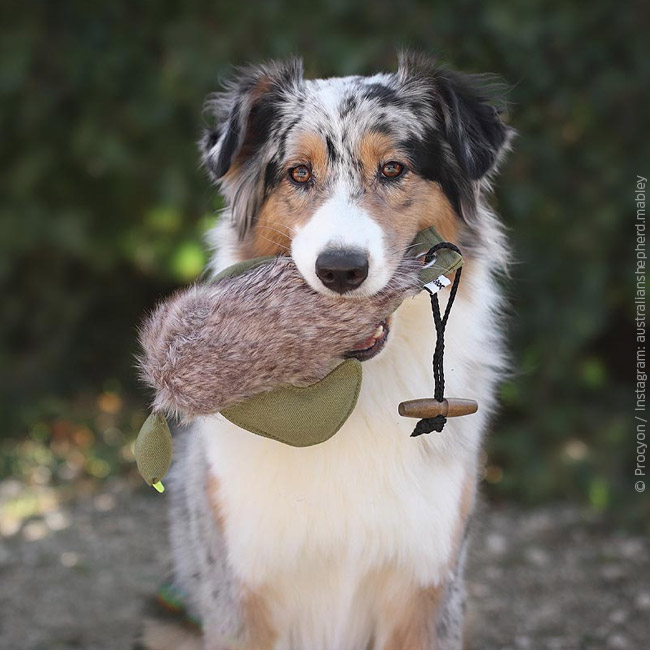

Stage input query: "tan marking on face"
[
  {"left": 415, "top": 182, "right": 460, "bottom": 242},
  {"left": 362, "top": 176, "right": 459, "bottom": 253},
  {"left": 357, "top": 131, "right": 460, "bottom": 260},
  {"left": 243, "top": 132, "right": 328, "bottom": 257},
  {"left": 294, "top": 132, "right": 329, "bottom": 178},
  {"left": 359, "top": 131, "right": 396, "bottom": 172},
  {"left": 241, "top": 129, "right": 461, "bottom": 265},
  {"left": 244, "top": 191, "right": 297, "bottom": 257}
]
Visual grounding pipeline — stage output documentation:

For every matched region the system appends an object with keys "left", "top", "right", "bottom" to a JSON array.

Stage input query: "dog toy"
[{"left": 134, "top": 226, "right": 477, "bottom": 489}]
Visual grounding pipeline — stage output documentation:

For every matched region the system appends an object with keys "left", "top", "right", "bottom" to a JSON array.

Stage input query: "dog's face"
[{"left": 202, "top": 53, "right": 510, "bottom": 300}]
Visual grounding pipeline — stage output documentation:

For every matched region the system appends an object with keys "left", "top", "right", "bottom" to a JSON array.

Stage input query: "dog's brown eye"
[
  {"left": 290, "top": 165, "right": 312, "bottom": 183},
  {"left": 381, "top": 161, "right": 404, "bottom": 179}
]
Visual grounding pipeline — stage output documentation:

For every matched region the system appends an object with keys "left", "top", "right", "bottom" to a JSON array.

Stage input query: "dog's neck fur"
[{"left": 179, "top": 213, "right": 505, "bottom": 645}]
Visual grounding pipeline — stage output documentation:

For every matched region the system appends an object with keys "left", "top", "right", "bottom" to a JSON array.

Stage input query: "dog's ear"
[
  {"left": 201, "top": 59, "right": 304, "bottom": 181},
  {"left": 200, "top": 59, "right": 303, "bottom": 237},
  {"left": 398, "top": 52, "right": 512, "bottom": 180}
]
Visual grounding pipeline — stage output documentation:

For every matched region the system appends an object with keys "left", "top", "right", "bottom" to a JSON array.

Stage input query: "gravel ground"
[{"left": 0, "top": 480, "right": 648, "bottom": 650}]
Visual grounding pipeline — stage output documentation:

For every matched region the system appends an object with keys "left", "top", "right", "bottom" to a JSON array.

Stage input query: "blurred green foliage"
[{"left": 1, "top": 1, "right": 647, "bottom": 520}]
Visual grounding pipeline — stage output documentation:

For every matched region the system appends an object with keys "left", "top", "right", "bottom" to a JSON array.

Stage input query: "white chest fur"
[{"left": 196, "top": 277, "right": 501, "bottom": 645}]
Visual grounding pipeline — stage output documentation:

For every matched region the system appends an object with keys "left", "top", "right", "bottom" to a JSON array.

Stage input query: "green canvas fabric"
[
  {"left": 135, "top": 412, "right": 173, "bottom": 486},
  {"left": 221, "top": 358, "right": 362, "bottom": 446},
  {"left": 412, "top": 227, "right": 464, "bottom": 285}
]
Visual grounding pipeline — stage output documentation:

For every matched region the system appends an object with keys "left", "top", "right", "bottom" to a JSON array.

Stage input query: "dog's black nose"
[{"left": 315, "top": 249, "right": 369, "bottom": 294}]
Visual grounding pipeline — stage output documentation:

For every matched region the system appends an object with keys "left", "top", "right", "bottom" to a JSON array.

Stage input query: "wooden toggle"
[{"left": 398, "top": 398, "right": 478, "bottom": 419}]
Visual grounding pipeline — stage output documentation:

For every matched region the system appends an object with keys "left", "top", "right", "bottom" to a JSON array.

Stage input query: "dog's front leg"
[{"left": 376, "top": 471, "right": 475, "bottom": 650}]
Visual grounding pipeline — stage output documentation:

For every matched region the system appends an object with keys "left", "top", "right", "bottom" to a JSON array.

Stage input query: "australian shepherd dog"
[{"left": 142, "top": 51, "right": 513, "bottom": 650}]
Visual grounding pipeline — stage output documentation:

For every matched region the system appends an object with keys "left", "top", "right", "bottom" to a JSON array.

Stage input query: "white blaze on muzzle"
[{"left": 291, "top": 186, "right": 390, "bottom": 297}]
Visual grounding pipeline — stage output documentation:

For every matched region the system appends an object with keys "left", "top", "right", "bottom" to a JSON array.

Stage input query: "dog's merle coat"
[
  {"left": 143, "top": 52, "right": 513, "bottom": 650},
  {"left": 201, "top": 52, "right": 510, "bottom": 245}
]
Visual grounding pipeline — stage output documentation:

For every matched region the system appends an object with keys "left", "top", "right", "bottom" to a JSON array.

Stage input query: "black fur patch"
[
  {"left": 205, "top": 128, "right": 221, "bottom": 151},
  {"left": 434, "top": 71, "right": 508, "bottom": 180},
  {"left": 326, "top": 135, "right": 338, "bottom": 162},
  {"left": 362, "top": 83, "right": 403, "bottom": 106},
  {"left": 338, "top": 95, "right": 358, "bottom": 119},
  {"left": 242, "top": 97, "right": 281, "bottom": 159},
  {"left": 277, "top": 117, "right": 300, "bottom": 160},
  {"left": 264, "top": 158, "right": 283, "bottom": 194},
  {"left": 213, "top": 104, "right": 241, "bottom": 178},
  {"left": 401, "top": 134, "right": 464, "bottom": 217}
]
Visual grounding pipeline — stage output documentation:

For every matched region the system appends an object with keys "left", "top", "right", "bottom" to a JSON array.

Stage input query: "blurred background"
[
  {"left": 0, "top": 2, "right": 648, "bottom": 643},
  {"left": 5, "top": 0, "right": 650, "bottom": 650}
]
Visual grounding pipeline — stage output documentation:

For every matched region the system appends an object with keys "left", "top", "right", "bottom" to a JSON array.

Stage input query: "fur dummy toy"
[{"left": 135, "top": 226, "right": 476, "bottom": 490}]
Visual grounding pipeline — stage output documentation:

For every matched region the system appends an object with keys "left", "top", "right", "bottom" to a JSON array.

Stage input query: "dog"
[{"left": 141, "top": 51, "right": 513, "bottom": 650}]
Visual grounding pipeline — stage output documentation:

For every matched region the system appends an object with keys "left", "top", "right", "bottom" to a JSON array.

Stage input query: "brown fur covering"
[{"left": 139, "top": 256, "right": 420, "bottom": 420}]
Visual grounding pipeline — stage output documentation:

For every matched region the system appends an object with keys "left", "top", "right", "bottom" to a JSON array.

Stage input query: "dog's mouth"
[{"left": 344, "top": 318, "right": 390, "bottom": 362}]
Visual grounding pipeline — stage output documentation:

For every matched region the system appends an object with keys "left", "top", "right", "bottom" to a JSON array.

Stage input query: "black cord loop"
[{"left": 411, "top": 242, "right": 463, "bottom": 437}]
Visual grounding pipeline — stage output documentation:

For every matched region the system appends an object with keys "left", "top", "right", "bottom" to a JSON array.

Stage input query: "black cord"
[{"left": 411, "top": 242, "right": 463, "bottom": 437}]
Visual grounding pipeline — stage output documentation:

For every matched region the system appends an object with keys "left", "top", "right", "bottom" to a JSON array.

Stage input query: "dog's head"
[{"left": 201, "top": 53, "right": 512, "bottom": 298}]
